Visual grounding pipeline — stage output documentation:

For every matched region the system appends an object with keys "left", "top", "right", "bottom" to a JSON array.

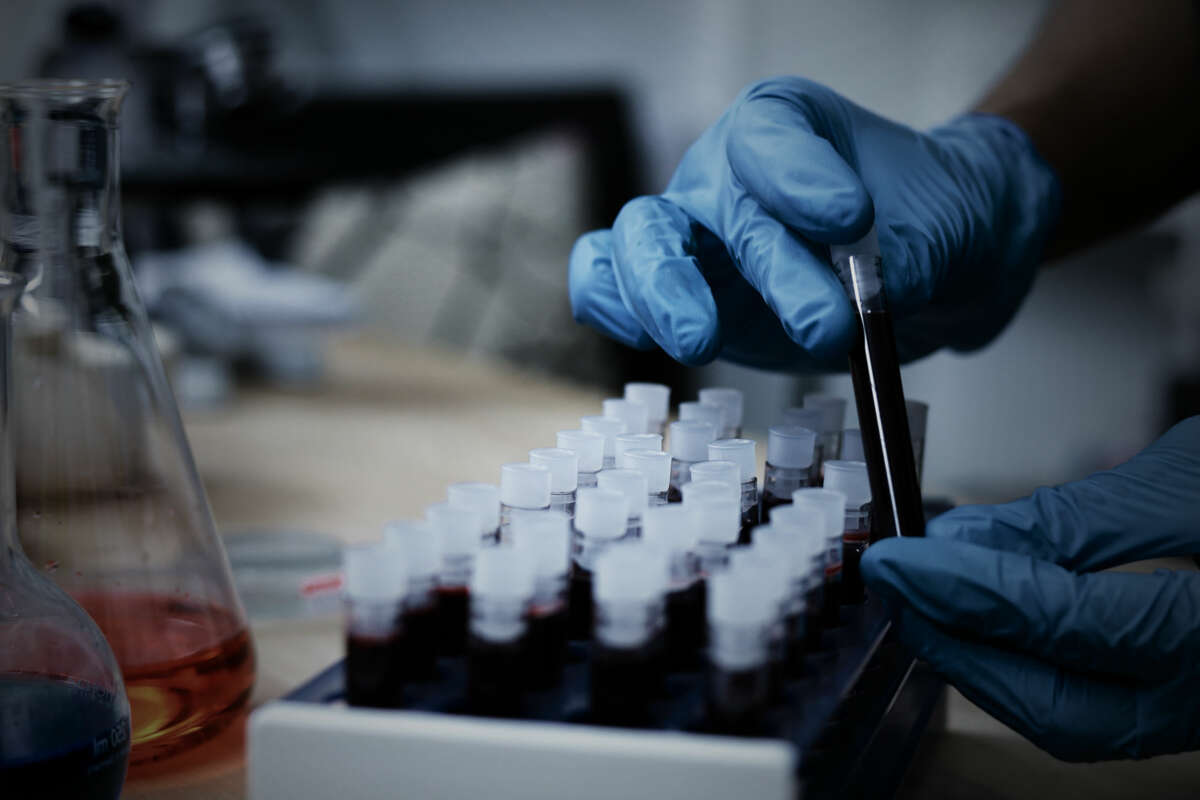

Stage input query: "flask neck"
[{"left": 1, "top": 81, "right": 127, "bottom": 257}]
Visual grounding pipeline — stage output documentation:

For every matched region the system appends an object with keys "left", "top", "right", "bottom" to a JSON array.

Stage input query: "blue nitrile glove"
[
  {"left": 569, "top": 77, "right": 1060, "bottom": 370},
  {"left": 861, "top": 416, "right": 1200, "bottom": 762}
]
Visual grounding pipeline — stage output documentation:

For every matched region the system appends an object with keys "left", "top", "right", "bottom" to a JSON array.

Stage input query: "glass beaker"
[
  {"left": 0, "top": 272, "right": 131, "bottom": 799},
  {"left": 0, "top": 80, "right": 255, "bottom": 769}
]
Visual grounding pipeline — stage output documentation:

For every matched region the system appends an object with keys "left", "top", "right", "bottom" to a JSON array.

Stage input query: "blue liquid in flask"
[{"left": 0, "top": 673, "right": 131, "bottom": 799}]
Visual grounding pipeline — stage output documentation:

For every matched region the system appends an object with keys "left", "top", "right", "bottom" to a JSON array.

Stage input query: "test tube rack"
[{"left": 248, "top": 599, "right": 944, "bottom": 799}]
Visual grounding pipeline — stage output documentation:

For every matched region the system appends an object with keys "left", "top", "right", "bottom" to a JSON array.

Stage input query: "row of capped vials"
[{"left": 341, "top": 383, "right": 929, "bottom": 732}]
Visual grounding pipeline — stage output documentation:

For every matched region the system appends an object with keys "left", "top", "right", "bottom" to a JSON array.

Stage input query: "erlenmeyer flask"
[
  {"left": 0, "top": 272, "right": 131, "bottom": 799},
  {"left": 0, "top": 80, "right": 255, "bottom": 769}
]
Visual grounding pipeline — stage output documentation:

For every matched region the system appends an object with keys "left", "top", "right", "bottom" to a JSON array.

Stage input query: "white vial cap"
[
  {"left": 447, "top": 482, "right": 500, "bottom": 534},
  {"left": 425, "top": 502, "right": 481, "bottom": 559},
  {"left": 556, "top": 429, "right": 605, "bottom": 473},
  {"left": 678, "top": 401, "right": 723, "bottom": 432},
  {"left": 682, "top": 483, "right": 740, "bottom": 544},
  {"left": 499, "top": 462, "right": 552, "bottom": 509},
  {"left": 529, "top": 447, "right": 579, "bottom": 493},
  {"left": 343, "top": 542, "right": 407, "bottom": 600},
  {"left": 768, "top": 504, "right": 827, "bottom": 561},
  {"left": 730, "top": 547, "right": 790, "bottom": 606},
  {"left": 823, "top": 460, "right": 871, "bottom": 509},
  {"left": 803, "top": 393, "right": 847, "bottom": 434},
  {"left": 602, "top": 398, "right": 649, "bottom": 435},
  {"left": 752, "top": 524, "right": 810, "bottom": 577},
  {"left": 707, "top": 438, "right": 757, "bottom": 483},
  {"left": 781, "top": 406, "right": 824, "bottom": 432},
  {"left": 906, "top": 399, "right": 929, "bottom": 439},
  {"left": 581, "top": 415, "right": 625, "bottom": 458},
  {"left": 668, "top": 420, "right": 716, "bottom": 462},
  {"left": 707, "top": 569, "right": 775, "bottom": 626},
  {"left": 829, "top": 225, "right": 881, "bottom": 263},
  {"left": 511, "top": 510, "right": 572, "bottom": 579},
  {"left": 470, "top": 546, "right": 534, "bottom": 600},
  {"left": 597, "top": 468, "right": 649, "bottom": 515},
  {"left": 641, "top": 504, "right": 697, "bottom": 553},
  {"left": 382, "top": 520, "right": 438, "bottom": 578},
  {"left": 698, "top": 387, "right": 744, "bottom": 429},
  {"left": 792, "top": 488, "right": 847, "bottom": 540},
  {"left": 594, "top": 542, "right": 669, "bottom": 603},
  {"left": 620, "top": 449, "right": 672, "bottom": 494},
  {"left": 575, "top": 487, "right": 629, "bottom": 540},
  {"left": 624, "top": 382, "right": 670, "bottom": 424},
  {"left": 614, "top": 433, "right": 663, "bottom": 465},
  {"left": 687, "top": 461, "right": 741, "bottom": 501},
  {"left": 841, "top": 429, "right": 865, "bottom": 462},
  {"left": 766, "top": 425, "right": 816, "bottom": 469}
]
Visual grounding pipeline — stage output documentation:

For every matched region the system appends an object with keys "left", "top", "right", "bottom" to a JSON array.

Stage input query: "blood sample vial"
[
  {"left": 760, "top": 425, "right": 817, "bottom": 523},
  {"left": 466, "top": 548, "right": 534, "bottom": 717},
  {"left": 589, "top": 543, "right": 668, "bottom": 727},
  {"left": 512, "top": 510, "right": 572, "bottom": 688},
  {"left": 342, "top": 543, "right": 407, "bottom": 709},
  {"left": 824, "top": 461, "right": 873, "bottom": 605},
  {"left": 426, "top": 502, "right": 481, "bottom": 656},
  {"left": 567, "top": 488, "right": 629, "bottom": 640},
  {"left": 667, "top": 420, "right": 717, "bottom": 503},
  {"left": 556, "top": 429, "right": 606, "bottom": 493},
  {"left": 707, "top": 439, "right": 759, "bottom": 544},
  {"left": 642, "top": 505, "right": 705, "bottom": 669},
  {"left": 384, "top": 520, "right": 440, "bottom": 680},
  {"left": 706, "top": 570, "right": 774, "bottom": 734}
]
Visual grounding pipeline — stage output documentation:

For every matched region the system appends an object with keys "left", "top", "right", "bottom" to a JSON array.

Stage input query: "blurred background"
[{"left": 3, "top": 0, "right": 1198, "bottom": 504}]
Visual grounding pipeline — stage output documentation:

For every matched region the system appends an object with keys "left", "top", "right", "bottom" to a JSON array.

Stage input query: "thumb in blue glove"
[{"left": 861, "top": 416, "right": 1200, "bottom": 761}]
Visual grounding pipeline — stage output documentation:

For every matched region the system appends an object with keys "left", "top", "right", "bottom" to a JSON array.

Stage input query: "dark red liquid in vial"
[
  {"left": 666, "top": 484, "right": 683, "bottom": 503},
  {"left": 758, "top": 489, "right": 791, "bottom": 523},
  {"left": 846, "top": 308, "right": 924, "bottom": 541},
  {"left": 0, "top": 674, "right": 130, "bottom": 800},
  {"left": 804, "top": 584, "right": 829, "bottom": 652},
  {"left": 823, "top": 561, "right": 843, "bottom": 627},
  {"left": 567, "top": 564, "right": 593, "bottom": 641},
  {"left": 590, "top": 643, "right": 656, "bottom": 727},
  {"left": 664, "top": 581, "right": 706, "bottom": 669},
  {"left": 346, "top": 632, "right": 405, "bottom": 708},
  {"left": 841, "top": 530, "right": 870, "bottom": 605},
  {"left": 708, "top": 665, "right": 769, "bottom": 734},
  {"left": 738, "top": 503, "right": 759, "bottom": 545},
  {"left": 401, "top": 599, "right": 439, "bottom": 680},
  {"left": 525, "top": 606, "right": 568, "bottom": 688},
  {"left": 435, "top": 586, "right": 470, "bottom": 656},
  {"left": 783, "top": 612, "right": 807, "bottom": 676},
  {"left": 467, "top": 636, "right": 525, "bottom": 717}
]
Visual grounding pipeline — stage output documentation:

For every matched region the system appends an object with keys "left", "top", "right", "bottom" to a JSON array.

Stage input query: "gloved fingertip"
[{"left": 858, "top": 536, "right": 911, "bottom": 596}]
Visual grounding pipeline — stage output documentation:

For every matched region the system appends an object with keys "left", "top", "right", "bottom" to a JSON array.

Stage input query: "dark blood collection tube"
[
  {"left": 801, "top": 394, "right": 848, "bottom": 483},
  {"left": 706, "top": 570, "right": 774, "bottom": 734},
  {"left": 384, "top": 521, "right": 440, "bottom": 681},
  {"left": 447, "top": 482, "right": 502, "bottom": 545},
  {"left": 824, "top": 461, "right": 873, "bottom": 605},
  {"left": 792, "top": 489, "right": 847, "bottom": 629},
  {"left": 556, "top": 429, "right": 606, "bottom": 491},
  {"left": 530, "top": 447, "right": 579, "bottom": 518},
  {"left": 760, "top": 425, "right": 817, "bottom": 523},
  {"left": 666, "top": 420, "right": 717, "bottom": 503},
  {"left": 499, "top": 462, "right": 552, "bottom": 543},
  {"left": 511, "top": 510, "right": 572, "bottom": 689},
  {"left": 425, "top": 502, "right": 481, "bottom": 656},
  {"left": 707, "top": 438, "right": 759, "bottom": 544},
  {"left": 567, "top": 488, "right": 630, "bottom": 640},
  {"left": 342, "top": 544, "right": 407, "bottom": 709},
  {"left": 621, "top": 447, "right": 673, "bottom": 510},
  {"left": 698, "top": 387, "right": 744, "bottom": 440},
  {"left": 641, "top": 505, "right": 706, "bottom": 669},
  {"left": 831, "top": 229, "right": 924, "bottom": 542},
  {"left": 589, "top": 542, "right": 668, "bottom": 727},
  {"left": 466, "top": 547, "right": 534, "bottom": 717},
  {"left": 597, "top": 468, "right": 649, "bottom": 539}
]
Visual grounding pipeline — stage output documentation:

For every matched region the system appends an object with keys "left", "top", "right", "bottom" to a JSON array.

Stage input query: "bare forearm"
[{"left": 977, "top": 0, "right": 1200, "bottom": 257}]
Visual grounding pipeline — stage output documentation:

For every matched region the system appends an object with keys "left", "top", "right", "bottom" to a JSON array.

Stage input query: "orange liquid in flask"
[{"left": 76, "top": 592, "right": 255, "bottom": 769}]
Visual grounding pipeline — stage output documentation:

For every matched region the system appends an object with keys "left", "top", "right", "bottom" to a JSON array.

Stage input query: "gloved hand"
[
  {"left": 569, "top": 76, "right": 1060, "bottom": 370},
  {"left": 861, "top": 416, "right": 1200, "bottom": 762}
]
